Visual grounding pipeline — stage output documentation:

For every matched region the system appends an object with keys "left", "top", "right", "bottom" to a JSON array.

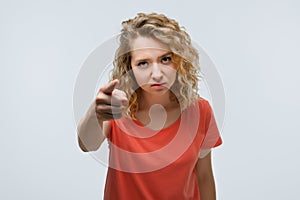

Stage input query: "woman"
[{"left": 78, "top": 13, "right": 222, "bottom": 200}]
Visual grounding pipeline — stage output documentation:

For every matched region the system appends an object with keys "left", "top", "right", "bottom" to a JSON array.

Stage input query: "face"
[{"left": 130, "top": 36, "right": 177, "bottom": 96}]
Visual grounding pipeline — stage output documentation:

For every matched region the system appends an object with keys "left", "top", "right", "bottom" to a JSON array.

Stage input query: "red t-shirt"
[{"left": 104, "top": 98, "right": 222, "bottom": 200}]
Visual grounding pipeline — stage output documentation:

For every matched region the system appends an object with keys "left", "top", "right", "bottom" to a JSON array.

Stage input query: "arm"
[
  {"left": 77, "top": 101, "right": 110, "bottom": 152},
  {"left": 196, "top": 151, "right": 217, "bottom": 200},
  {"left": 77, "top": 79, "right": 127, "bottom": 152}
]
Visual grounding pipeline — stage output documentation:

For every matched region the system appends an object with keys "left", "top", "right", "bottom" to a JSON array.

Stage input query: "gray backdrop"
[{"left": 1, "top": 0, "right": 299, "bottom": 199}]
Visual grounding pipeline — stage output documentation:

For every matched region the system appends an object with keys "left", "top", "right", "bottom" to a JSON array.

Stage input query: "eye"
[
  {"left": 161, "top": 56, "right": 172, "bottom": 64},
  {"left": 137, "top": 61, "right": 148, "bottom": 68}
]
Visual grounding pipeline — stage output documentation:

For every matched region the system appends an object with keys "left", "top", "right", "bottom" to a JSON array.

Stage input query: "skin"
[
  {"left": 130, "top": 36, "right": 177, "bottom": 96},
  {"left": 196, "top": 152, "right": 217, "bottom": 200},
  {"left": 77, "top": 36, "right": 217, "bottom": 199},
  {"left": 77, "top": 79, "right": 126, "bottom": 151},
  {"left": 130, "top": 36, "right": 180, "bottom": 129}
]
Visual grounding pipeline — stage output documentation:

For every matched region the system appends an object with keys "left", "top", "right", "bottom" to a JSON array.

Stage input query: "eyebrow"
[
  {"left": 160, "top": 52, "right": 173, "bottom": 58},
  {"left": 133, "top": 51, "right": 173, "bottom": 62}
]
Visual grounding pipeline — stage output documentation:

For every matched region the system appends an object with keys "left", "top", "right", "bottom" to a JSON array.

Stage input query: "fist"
[{"left": 95, "top": 79, "right": 128, "bottom": 121}]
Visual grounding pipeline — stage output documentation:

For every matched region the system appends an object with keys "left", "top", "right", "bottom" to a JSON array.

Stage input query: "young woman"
[{"left": 77, "top": 13, "right": 222, "bottom": 200}]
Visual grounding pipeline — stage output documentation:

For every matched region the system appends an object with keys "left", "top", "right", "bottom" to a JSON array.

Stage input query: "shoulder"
[
  {"left": 184, "top": 97, "right": 212, "bottom": 117},
  {"left": 196, "top": 97, "right": 212, "bottom": 112},
  {"left": 105, "top": 117, "right": 131, "bottom": 139}
]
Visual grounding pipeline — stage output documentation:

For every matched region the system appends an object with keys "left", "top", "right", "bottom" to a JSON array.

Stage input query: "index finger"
[{"left": 99, "top": 79, "right": 119, "bottom": 95}]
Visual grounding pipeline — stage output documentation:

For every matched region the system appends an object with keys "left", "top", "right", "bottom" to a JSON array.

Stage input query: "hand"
[{"left": 95, "top": 79, "right": 128, "bottom": 121}]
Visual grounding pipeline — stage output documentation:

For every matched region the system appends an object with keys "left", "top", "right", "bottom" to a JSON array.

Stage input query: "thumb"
[{"left": 112, "top": 89, "right": 129, "bottom": 105}]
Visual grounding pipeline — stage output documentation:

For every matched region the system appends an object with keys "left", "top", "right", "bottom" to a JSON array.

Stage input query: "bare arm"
[
  {"left": 196, "top": 152, "right": 217, "bottom": 200},
  {"left": 77, "top": 102, "right": 109, "bottom": 152},
  {"left": 77, "top": 79, "right": 128, "bottom": 152}
]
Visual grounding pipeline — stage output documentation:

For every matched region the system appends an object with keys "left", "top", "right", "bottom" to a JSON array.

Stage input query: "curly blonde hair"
[{"left": 111, "top": 13, "right": 202, "bottom": 118}]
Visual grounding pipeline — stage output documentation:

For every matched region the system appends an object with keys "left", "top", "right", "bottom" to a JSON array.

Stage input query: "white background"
[{"left": 1, "top": 0, "right": 299, "bottom": 199}]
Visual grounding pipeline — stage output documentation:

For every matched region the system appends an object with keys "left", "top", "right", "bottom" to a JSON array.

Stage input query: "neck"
[{"left": 138, "top": 91, "right": 177, "bottom": 111}]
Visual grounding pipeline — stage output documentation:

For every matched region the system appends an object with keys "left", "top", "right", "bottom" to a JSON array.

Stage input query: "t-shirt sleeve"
[{"left": 200, "top": 100, "right": 223, "bottom": 150}]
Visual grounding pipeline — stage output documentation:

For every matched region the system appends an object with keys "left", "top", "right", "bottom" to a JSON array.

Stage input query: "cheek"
[
  {"left": 132, "top": 69, "right": 147, "bottom": 85},
  {"left": 167, "top": 68, "right": 177, "bottom": 82}
]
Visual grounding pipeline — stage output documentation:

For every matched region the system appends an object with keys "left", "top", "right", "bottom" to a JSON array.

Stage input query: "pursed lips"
[{"left": 150, "top": 83, "right": 165, "bottom": 87}]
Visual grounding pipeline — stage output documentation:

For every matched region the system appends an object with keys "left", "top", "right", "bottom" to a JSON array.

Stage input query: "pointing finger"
[{"left": 99, "top": 79, "right": 119, "bottom": 95}]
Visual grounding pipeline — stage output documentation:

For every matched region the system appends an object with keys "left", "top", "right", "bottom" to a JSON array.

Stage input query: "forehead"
[
  {"left": 131, "top": 36, "right": 169, "bottom": 50},
  {"left": 130, "top": 37, "right": 170, "bottom": 59}
]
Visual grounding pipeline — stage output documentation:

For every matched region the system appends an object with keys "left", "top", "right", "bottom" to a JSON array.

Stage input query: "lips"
[
  {"left": 150, "top": 83, "right": 166, "bottom": 89},
  {"left": 150, "top": 83, "right": 165, "bottom": 87},
  {"left": 151, "top": 84, "right": 163, "bottom": 86}
]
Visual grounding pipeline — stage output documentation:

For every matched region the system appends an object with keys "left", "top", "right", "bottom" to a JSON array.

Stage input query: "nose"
[{"left": 151, "top": 63, "right": 163, "bottom": 82}]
